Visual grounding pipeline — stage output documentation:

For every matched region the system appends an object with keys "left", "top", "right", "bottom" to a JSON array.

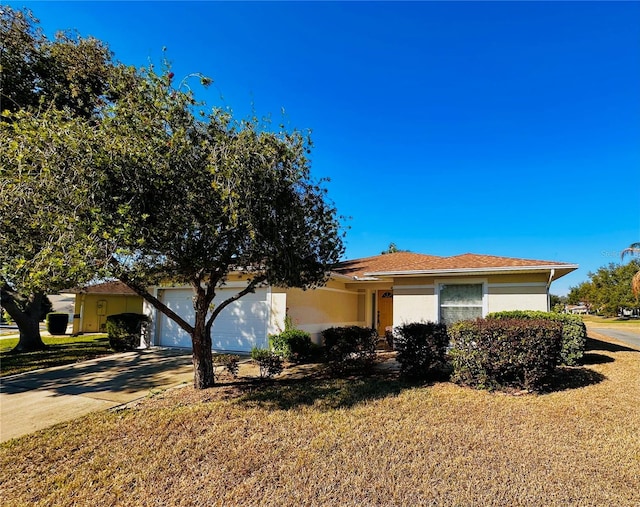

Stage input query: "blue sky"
[{"left": 9, "top": 1, "right": 640, "bottom": 295}]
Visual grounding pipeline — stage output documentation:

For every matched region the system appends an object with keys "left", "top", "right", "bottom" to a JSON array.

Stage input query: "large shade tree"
[
  {"left": 1, "top": 6, "right": 345, "bottom": 383},
  {"left": 0, "top": 6, "right": 116, "bottom": 351},
  {"left": 96, "top": 65, "right": 345, "bottom": 388}
]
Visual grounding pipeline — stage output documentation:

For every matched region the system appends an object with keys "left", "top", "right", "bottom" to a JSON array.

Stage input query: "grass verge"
[
  {"left": 582, "top": 315, "right": 640, "bottom": 329},
  {"left": 1, "top": 333, "right": 638, "bottom": 506},
  {"left": 0, "top": 334, "right": 111, "bottom": 376}
]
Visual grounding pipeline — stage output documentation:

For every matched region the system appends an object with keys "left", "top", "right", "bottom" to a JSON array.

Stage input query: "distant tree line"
[{"left": 568, "top": 259, "right": 640, "bottom": 316}]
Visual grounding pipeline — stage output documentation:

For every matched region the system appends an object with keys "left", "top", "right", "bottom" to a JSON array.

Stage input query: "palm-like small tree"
[{"left": 621, "top": 242, "right": 640, "bottom": 298}]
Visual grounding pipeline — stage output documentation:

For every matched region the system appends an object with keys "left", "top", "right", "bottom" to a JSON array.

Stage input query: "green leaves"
[
  {"left": 1, "top": 6, "right": 345, "bottom": 373},
  {"left": 1, "top": 108, "right": 109, "bottom": 295},
  {"left": 96, "top": 73, "right": 345, "bottom": 292},
  {"left": 568, "top": 260, "right": 640, "bottom": 315},
  {"left": 1, "top": 6, "right": 114, "bottom": 118}
]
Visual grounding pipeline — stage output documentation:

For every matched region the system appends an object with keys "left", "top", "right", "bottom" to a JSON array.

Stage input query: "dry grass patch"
[{"left": 1, "top": 335, "right": 639, "bottom": 506}]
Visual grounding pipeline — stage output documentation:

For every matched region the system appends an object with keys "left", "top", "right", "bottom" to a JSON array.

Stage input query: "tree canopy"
[
  {"left": 1, "top": 7, "right": 113, "bottom": 118},
  {"left": 94, "top": 64, "right": 345, "bottom": 387},
  {"left": 1, "top": 6, "right": 117, "bottom": 351},
  {"left": 381, "top": 242, "right": 410, "bottom": 255},
  {"left": 568, "top": 259, "right": 640, "bottom": 316},
  {"left": 1, "top": 6, "right": 345, "bottom": 386}
]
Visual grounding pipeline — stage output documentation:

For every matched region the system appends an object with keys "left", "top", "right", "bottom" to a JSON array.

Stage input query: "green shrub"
[
  {"left": 487, "top": 310, "right": 586, "bottom": 366},
  {"left": 321, "top": 326, "right": 377, "bottom": 373},
  {"left": 393, "top": 322, "right": 449, "bottom": 379},
  {"left": 448, "top": 318, "right": 563, "bottom": 392},
  {"left": 251, "top": 347, "right": 284, "bottom": 379},
  {"left": 269, "top": 329, "right": 313, "bottom": 362},
  {"left": 213, "top": 353, "right": 240, "bottom": 379},
  {"left": 46, "top": 312, "right": 69, "bottom": 335},
  {"left": 105, "top": 313, "right": 149, "bottom": 351}
]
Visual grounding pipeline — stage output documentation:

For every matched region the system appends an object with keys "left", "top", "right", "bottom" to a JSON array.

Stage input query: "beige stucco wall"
[
  {"left": 278, "top": 281, "right": 365, "bottom": 343},
  {"left": 487, "top": 273, "right": 549, "bottom": 284},
  {"left": 487, "top": 273, "right": 549, "bottom": 313},
  {"left": 381, "top": 272, "right": 551, "bottom": 326},
  {"left": 487, "top": 284, "right": 548, "bottom": 313},
  {"left": 269, "top": 292, "right": 287, "bottom": 336},
  {"left": 392, "top": 287, "right": 437, "bottom": 326},
  {"left": 73, "top": 294, "right": 143, "bottom": 333}
]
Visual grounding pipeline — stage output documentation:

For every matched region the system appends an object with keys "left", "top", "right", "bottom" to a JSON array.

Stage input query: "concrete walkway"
[{"left": 0, "top": 348, "right": 193, "bottom": 442}]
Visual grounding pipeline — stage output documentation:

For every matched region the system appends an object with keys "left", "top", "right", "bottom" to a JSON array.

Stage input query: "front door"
[{"left": 377, "top": 290, "right": 393, "bottom": 336}]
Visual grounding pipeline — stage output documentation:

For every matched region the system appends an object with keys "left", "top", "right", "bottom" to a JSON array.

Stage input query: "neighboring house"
[
  {"left": 142, "top": 252, "right": 577, "bottom": 353},
  {"left": 566, "top": 304, "right": 590, "bottom": 315},
  {"left": 69, "top": 281, "right": 143, "bottom": 334}
]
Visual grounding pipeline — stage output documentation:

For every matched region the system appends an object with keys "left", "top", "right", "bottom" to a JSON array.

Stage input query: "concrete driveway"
[
  {"left": 0, "top": 348, "right": 193, "bottom": 442},
  {"left": 590, "top": 327, "right": 640, "bottom": 350}
]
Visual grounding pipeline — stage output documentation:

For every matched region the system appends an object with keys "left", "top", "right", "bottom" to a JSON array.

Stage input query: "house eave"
[{"left": 364, "top": 264, "right": 579, "bottom": 279}]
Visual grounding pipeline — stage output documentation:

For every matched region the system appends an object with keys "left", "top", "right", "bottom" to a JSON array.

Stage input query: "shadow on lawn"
[
  {"left": 586, "top": 336, "right": 638, "bottom": 353},
  {"left": 545, "top": 366, "right": 606, "bottom": 393},
  {"left": 581, "top": 353, "right": 614, "bottom": 365},
  {"left": 236, "top": 369, "right": 420, "bottom": 411},
  {"left": 236, "top": 347, "right": 614, "bottom": 406}
]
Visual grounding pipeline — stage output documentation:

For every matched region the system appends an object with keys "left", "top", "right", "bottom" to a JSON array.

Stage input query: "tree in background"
[
  {"left": 0, "top": 7, "right": 113, "bottom": 118},
  {"left": 0, "top": 6, "right": 116, "bottom": 351},
  {"left": 568, "top": 260, "right": 640, "bottom": 316},
  {"left": 549, "top": 294, "right": 567, "bottom": 313},
  {"left": 621, "top": 242, "right": 640, "bottom": 298},
  {"left": 381, "top": 243, "right": 410, "bottom": 254}
]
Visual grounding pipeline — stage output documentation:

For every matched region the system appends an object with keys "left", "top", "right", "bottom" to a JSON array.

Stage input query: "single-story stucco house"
[
  {"left": 69, "top": 280, "right": 143, "bottom": 334},
  {"left": 136, "top": 251, "right": 577, "bottom": 352}
]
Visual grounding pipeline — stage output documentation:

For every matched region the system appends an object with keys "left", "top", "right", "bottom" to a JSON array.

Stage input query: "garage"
[{"left": 157, "top": 287, "right": 270, "bottom": 352}]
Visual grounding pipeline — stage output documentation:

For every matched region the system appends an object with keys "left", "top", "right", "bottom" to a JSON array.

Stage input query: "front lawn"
[
  {"left": 582, "top": 315, "right": 640, "bottom": 330},
  {"left": 0, "top": 334, "right": 111, "bottom": 376},
  {"left": 1, "top": 333, "right": 638, "bottom": 506}
]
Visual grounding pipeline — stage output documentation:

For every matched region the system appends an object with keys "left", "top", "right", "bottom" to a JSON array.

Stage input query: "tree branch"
[
  {"left": 110, "top": 259, "right": 195, "bottom": 335},
  {"left": 205, "top": 275, "right": 267, "bottom": 331}
]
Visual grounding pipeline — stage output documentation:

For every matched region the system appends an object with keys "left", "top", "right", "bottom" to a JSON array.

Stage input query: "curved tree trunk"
[
  {"left": 14, "top": 314, "right": 44, "bottom": 352},
  {"left": 1, "top": 290, "right": 46, "bottom": 352}
]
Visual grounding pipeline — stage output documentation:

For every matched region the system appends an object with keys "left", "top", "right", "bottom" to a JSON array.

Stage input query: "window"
[{"left": 439, "top": 283, "right": 483, "bottom": 325}]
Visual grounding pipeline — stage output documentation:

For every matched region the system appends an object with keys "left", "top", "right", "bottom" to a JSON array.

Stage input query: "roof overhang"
[{"left": 359, "top": 264, "right": 578, "bottom": 281}]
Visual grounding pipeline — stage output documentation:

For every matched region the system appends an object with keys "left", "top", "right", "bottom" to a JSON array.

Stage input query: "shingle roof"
[
  {"left": 67, "top": 280, "right": 138, "bottom": 295},
  {"left": 333, "top": 252, "right": 576, "bottom": 279}
]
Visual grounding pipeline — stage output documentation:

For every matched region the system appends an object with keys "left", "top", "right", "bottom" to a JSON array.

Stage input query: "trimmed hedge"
[
  {"left": 321, "top": 326, "right": 377, "bottom": 372},
  {"left": 448, "top": 318, "right": 563, "bottom": 391},
  {"left": 269, "top": 329, "right": 314, "bottom": 363},
  {"left": 393, "top": 322, "right": 448, "bottom": 379},
  {"left": 46, "top": 312, "right": 69, "bottom": 335},
  {"left": 105, "top": 313, "right": 149, "bottom": 351},
  {"left": 487, "top": 310, "right": 586, "bottom": 366}
]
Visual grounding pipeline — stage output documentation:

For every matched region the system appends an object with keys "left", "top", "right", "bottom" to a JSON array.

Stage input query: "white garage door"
[{"left": 158, "top": 288, "right": 269, "bottom": 352}]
